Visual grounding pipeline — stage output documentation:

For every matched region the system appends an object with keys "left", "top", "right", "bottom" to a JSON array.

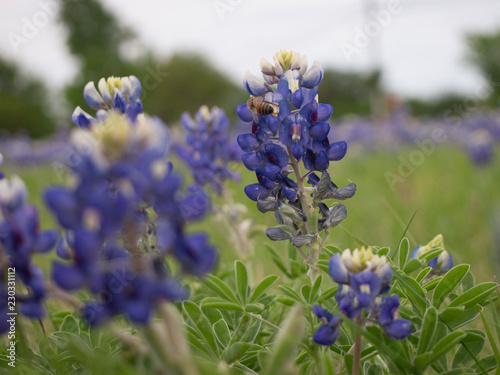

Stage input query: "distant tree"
[
  {"left": 318, "top": 69, "right": 382, "bottom": 117},
  {"left": 406, "top": 94, "right": 468, "bottom": 118},
  {"left": 130, "top": 53, "right": 247, "bottom": 125},
  {"left": 59, "top": 0, "right": 135, "bottom": 109},
  {"left": 467, "top": 29, "right": 500, "bottom": 106},
  {"left": 59, "top": 1, "right": 246, "bottom": 126},
  {"left": 0, "top": 57, "right": 54, "bottom": 137}
]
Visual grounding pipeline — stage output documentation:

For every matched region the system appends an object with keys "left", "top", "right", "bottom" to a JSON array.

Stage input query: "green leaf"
[
  {"left": 223, "top": 342, "right": 253, "bottom": 363},
  {"left": 403, "top": 258, "right": 423, "bottom": 274},
  {"left": 418, "top": 247, "right": 445, "bottom": 264},
  {"left": 472, "top": 354, "right": 498, "bottom": 373},
  {"left": 337, "top": 314, "right": 412, "bottom": 371},
  {"left": 373, "top": 246, "right": 390, "bottom": 256},
  {"left": 394, "top": 272, "right": 428, "bottom": 313},
  {"left": 59, "top": 315, "right": 80, "bottom": 335},
  {"left": 235, "top": 260, "right": 249, "bottom": 304},
  {"left": 201, "top": 297, "right": 244, "bottom": 311},
  {"left": 432, "top": 264, "right": 470, "bottom": 308},
  {"left": 309, "top": 274, "right": 323, "bottom": 304},
  {"left": 265, "top": 305, "right": 305, "bottom": 375},
  {"left": 249, "top": 275, "right": 279, "bottom": 303},
  {"left": 265, "top": 244, "right": 292, "bottom": 278},
  {"left": 398, "top": 237, "right": 410, "bottom": 269},
  {"left": 183, "top": 301, "right": 219, "bottom": 356},
  {"left": 417, "top": 306, "right": 438, "bottom": 355},
  {"left": 240, "top": 319, "right": 262, "bottom": 343},
  {"left": 440, "top": 370, "right": 477, "bottom": 375},
  {"left": 480, "top": 309, "right": 500, "bottom": 370},
  {"left": 213, "top": 319, "right": 231, "bottom": 348},
  {"left": 244, "top": 303, "right": 265, "bottom": 313},
  {"left": 461, "top": 271, "right": 475, "bottom": 292},
  {"left": 416, "top": 267, "right": 432, "bottom": 283},
  {"left": 317, "top": 286, "right": 338, "bottom": 303},
  {"left": 324, "top": 245, "right": 342, "bottom": 255},
  {"left": 452, "top": 330, "right": 485, "bottom": 368},
  {"left": 301, "top": 285, "right": 311, "bottom": 302},
  {"left": 442, "top": 305, "right": 481, "bottom": 330},
  {"left": 427, "top": 331, "right": 467, "bottom": 365},
  {"left": 423, "top": 276, "right": 442, "bottom": 291},
  {"left": 344, "top": 353, "right": 353, "bottom": 375},
  {"left": 439, "top": 306, "right": 464, "bottom": 322},
  {"left": 204, "top": 275, "right": 240, "bottom": 304},
  {"left": 414, "top": 352, "right": 434, "bottom": 371},
  {"left": 364, "top": 362, "right": 384, "bottom": 375},
  {"left": 278, "top": 285, "right": 306, "bottom": 304},
  {"left": 448, "top": 282, "right": 498, "bottom": 309},
  {"left": 275, "top": 296, "right": 295, "bottom": 306}
]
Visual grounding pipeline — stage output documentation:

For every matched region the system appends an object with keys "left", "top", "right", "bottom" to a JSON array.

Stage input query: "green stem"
[
  {"left": 247, "top": 312, "right": 280, "bottom": 331},
  {"left": 288, "top": 147, "right": 310, "bottom": 222}
]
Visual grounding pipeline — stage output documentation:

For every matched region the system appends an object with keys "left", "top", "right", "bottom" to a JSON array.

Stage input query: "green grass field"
[{"left": 9, "top": 144, "right": 500, "bottom": 283}]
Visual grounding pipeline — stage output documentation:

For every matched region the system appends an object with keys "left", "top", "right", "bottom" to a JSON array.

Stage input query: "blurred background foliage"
[
  {"left": 0, "top": 57, "right": 55, "bottom": 137},
  {"left": 0, "top": 0, "right": 499, "bottom": 137}
]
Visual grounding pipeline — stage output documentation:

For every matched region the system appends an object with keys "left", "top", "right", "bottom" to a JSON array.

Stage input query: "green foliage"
[
  {"left": 467, "top": 29, "right": 500, "bottom": 105},
  {"left": 0, "top": 58, "right": 55, "bottom": 137},
  {"left": 132, "top": 53, "right": 247, "bottom": 125},
  {"left": 318, "top": 69, "right": 381, "bottom": 117},
  {"left": 59, "top": 0, "right": 137, "bottom": 111}
]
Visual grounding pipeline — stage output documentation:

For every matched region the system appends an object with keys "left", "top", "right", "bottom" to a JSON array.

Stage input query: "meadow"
[{"left": 12, "top": 143, "right": 499, "bottom": 283}]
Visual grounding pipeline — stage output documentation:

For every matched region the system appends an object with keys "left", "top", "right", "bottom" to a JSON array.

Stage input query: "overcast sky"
[{"left": 1, "top": 0, "right": 499, "bottom": 98}]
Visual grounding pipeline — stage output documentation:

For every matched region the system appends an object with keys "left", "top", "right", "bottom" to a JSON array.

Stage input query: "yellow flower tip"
[
  {"left": 92, "top": 112, "right": 131, "bottom": 159},
  {"left": 273, "top": 50, "right": 300, "bottom": 71}
]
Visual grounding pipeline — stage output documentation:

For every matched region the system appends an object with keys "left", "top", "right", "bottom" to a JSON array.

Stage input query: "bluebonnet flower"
[
  {"left": 410, "top": 234, "right": 453, "bottom": 274},
  {"left": 237, "top": 52, "right": 355, "bottom": 274},
  {"left": 313, "top": 249, "right": 412, "bottom": 346},
  {"left": 311, "top": 305, "right": 341, "bottom": 346},
  {"left": 0, "top": 171, "right": 58, "bottom": 325},
  {"left": 72, "top": 75, "right": 143, "bottom": 128},
  {"left": 236, "top": 51, "right": 349, "bottom": 204},
  {"left": 377, "top": 294, "right": 412, "bottom": 340},
  {"left": 45, "top": 77, "right": 217, "bottom": 325},
  {"left": 176, "top": 106, "right": 241, "bottom": 194},
  {"left": 466, "top": 129, "right": 494, "bottom": 166},
  {"left": 328, "top": 246, "right": 392, "bottom": 289}
]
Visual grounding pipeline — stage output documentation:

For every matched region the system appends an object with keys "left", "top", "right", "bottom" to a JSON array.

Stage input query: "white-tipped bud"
[
  {"left": 0, "top": 175, "right": 28, "bottom": 212},
  {"left": 98, "top": 78, "right": 112, "bottom": 102},
  {"left": 260, "top": 57, "right": 275, "bottom": 76}
]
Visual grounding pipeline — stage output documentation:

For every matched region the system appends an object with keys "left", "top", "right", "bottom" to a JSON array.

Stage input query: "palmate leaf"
[{"left": 204, "top": 274, "right": 240, "bottom": 304}]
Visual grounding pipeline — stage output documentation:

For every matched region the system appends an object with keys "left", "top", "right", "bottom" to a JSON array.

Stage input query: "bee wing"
[{"left": 252, "top": 112, "right": 260, "bottom": 123}]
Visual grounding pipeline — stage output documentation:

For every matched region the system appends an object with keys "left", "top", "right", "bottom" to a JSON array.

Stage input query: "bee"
[{"left": 247, "top": 94, "right": 279, "bottom": 123}]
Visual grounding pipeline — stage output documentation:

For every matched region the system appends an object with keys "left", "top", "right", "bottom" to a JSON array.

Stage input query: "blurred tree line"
[
  {"left": 0, "top": 58, "right": 55, "bottom": 137},
  {"left": 1, "top": 0, "right": 500, "bottom": 138}
]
